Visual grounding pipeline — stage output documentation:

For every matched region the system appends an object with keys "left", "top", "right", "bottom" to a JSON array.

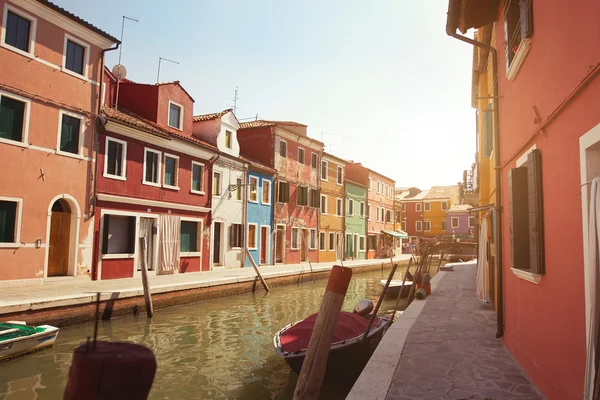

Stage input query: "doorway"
[
  {"left": 300, "top": 229, "right": 308, "bottom": 262},
  {"left": 260, "top": 226, "right": 269, "bottom": 264},
  {"left": 48, "top": 199, "right": 71, "bottom": 276},
  {"left": 213, "top": 221, "right": 223, "bottom": 265},
  {"left": 137, "top": 217, "right": 155, "bottom": 272},
  {"left": 275, "top": 225, "right": 285, "bottom": 263},
  {"left": 346, "top": 233, "right": 353, "bottom": 260}
]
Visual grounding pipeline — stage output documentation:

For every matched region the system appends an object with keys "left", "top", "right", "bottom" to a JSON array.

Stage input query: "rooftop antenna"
[
  {"left": 156, "top": 57, "right": 179, "bottom": 83},
  {"left": 233, "top": 87, "right": 238, "bottom": 114},
  {"left": 343, "top": 135, "right": 352, "bottom": 158},
  {"left": 114, "top": 15, "right": 138, "bottom": 111},
  {"left": 320, "top": 132, "right": 332, "bottom": 143}
]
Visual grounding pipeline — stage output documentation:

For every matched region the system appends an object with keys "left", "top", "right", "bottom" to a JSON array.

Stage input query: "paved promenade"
[{"left": 349, "top": 261, "right": 544, "bottom": 400}]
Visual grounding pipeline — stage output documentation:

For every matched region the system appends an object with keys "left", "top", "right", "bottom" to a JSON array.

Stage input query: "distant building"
[
  {"left": 344, "top": 179, "right": 367, "bottom": 260},
  {"left": 445, "top": 204, "right": 474, "bottom": 239},
  {"left": 319, "top": 152, "right": 347, "bottom": 262},
  {"left": 245, "top": 162, "right": 276, "bottom": 267},
  {"left": 422, "top": 185, "right": 460, "bottom": 237}
]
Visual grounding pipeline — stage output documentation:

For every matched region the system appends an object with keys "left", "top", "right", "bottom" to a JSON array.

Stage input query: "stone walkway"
[{"left": 386, "top": 263, "right": 544, "bottom": 400}]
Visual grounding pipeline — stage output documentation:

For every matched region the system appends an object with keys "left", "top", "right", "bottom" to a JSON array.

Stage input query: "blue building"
[{"left": 245, "top": 164, "right": 275, "bottom": 267}]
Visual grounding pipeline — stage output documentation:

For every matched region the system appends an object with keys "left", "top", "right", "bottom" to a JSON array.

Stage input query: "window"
[
  {"left": 329, "top": 232, "right": 335, "bottom": 251},
  {"left": 58, "top": 111, "right": 83, "bottom": 156},
  {"left": 101, "top": 215, "right": 135, "bottom": 254},
  {"left": 181, "top": 220, "right": 200, "bottom": 253},
  {"left": 310, "top": 229, "right": 317, "bottom": 250},
  {"left": 402, "top": 203, "right": 406, "bottom": 212},
  {"left": 248, "top": 176, "right": 258, "bottom": 202},
  {"left": 311, "top": 153, "right": 317, "bottom": 168},
  {"left": 104, "top": 137, "right": 127, "bottom": 180},
  {"left": 298, "top": 148, "right": 305, "bottom": 164},
  {"left": 416, "top": 221, "right": 422, "bottom": 231},
  {"left": 376, "top": 206, "right": 380, "bottom": 222},
  {"left": 279, "top": 140, "right": 287, "bottom": 157},
  {"left": 262, "top": 179, "right": 271, "bottom": 205},
  {"left": 348, "top": 199, "right": 354, "bottom": 216},
  {"left": 64, "top": 37, "right": 87, "bottom": 76},
  {"left": 377, "top": 181, "right": 380, "bottom": 194},
  {"left": 319, "top": 232, "right": 326, "bottom": 251},
  {"left": 416, "top": 203, "right": 422, "bottom": 212},
  {"left": 143, "top": 148, "right": 161, "bottom": 186},
  {"left": 213, "top": 171, "right": 222, "bottom": 196},
  {"left": 442, "top": 220, "right": 447, "bottom": 231},
  {"left": 484, "top": 103, "right": 494, "bottom": 158},
  {"left": 236, "top": 177, "right": 244, "bottom": 201},
  {"left": 168, "top": 101, "right": 183, "bottom": 130},
  {"left": 401, "top": 221, "right": 406, "bottom": 232},
  {"left": 163, "top": 154, "right": 179, "bottom": 188},
  {"left": 367, "top": 204, "right": 371, "bottom": 220},
  {"left": 320, "top": 194, "right": 327, "bottom": 214},
  {"left": 191, "top": 162, "right": 205, "bottom": 193},
  {"left": 3, "top": 8, "right": 35, "bottom": 55},
  {"left": 291, "top": 227, "right": 299, "bottom": 249},
  {"left": 225, "top": 130, "right": 232, "bottom": 149},
  {"left": 360, "top": 202, "right": 365, "bottom": 218},
  {"left": 368, "top": 177, "right": 372, "bottom": 191},
  {"left": 321, "top": 160, "right": 328, "bottom": 180},
  {"left": 385, "top": 185, "right": 388, "bottom": 197},
  {"left": 0, "top": 92, "right": 29, "bottom": 144},
  {"left": 309, "top": 189, "right": 320, "bottom": 208},
  {"left": 0, "top": 198, "right": 21, "bottom": 246},
  {"left": 367, "top": 236, "right": 377, "bottom": 251},
  {"left": 248, "top": 224, "right": 257, "bottom": 249},
  {"left": 396, "top": 211, "right": 401, "bottom": 223},
  {"left": 504, "top": 0, "right": 533, "bottom": 71},
  {"left": 386, "top": 210, "right": 392, "bottom": 223},
  {"left": 336, "top": 198, "right": 343, "bottom": 216},
  {"left": 297, "top": 186, "right": 309, "bottom": 206},
  {"left": 381, "top": 208, "right": 385, "bottom": 222},
  {"left": 424, "top": 202, "right": 431, "bottom": 211},
  {"left": 230, "top": 223, "right": 243, "bottom": 248},
  {"left": 469, "top": 216, "right": 475, "bottom": 228},
  {"left": 336, "top": 166, "right": 343, "bottom": 185},
  {"left": 451, "top": 217, "right": 459, "bottom": 229},
  {"left": 509, "top": 149, "right": 545, "bottom": 274},
  {"left": 441, "top": 201, "right": 449, "bottom": 211},
  {"left": 424, "top": 221, "right": 431, "bottom": 231},
  {"left": 278, "top": 181, "right": 290, "bottom": 203},
  {"left": 359, "top": 236, "right": 366, "bottom": 252}
]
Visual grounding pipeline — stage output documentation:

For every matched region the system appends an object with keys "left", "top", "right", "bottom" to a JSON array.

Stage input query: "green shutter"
[
  {"left": 60, "top": 115, "right": 80, "bottom": 154},
  {"left": 484, "top": 104, "right": 493, "bottom": 158},
  {"left": 0, "top": 201, "right": 17, "bottom": 243},
  {"left": 0, "top": 97, "right": 25, "bottom": 142},
  {"left": 527, "top": 149, "right": 545, "bottom": 275},
  {"left": 508, "top": 166, "right": 529, "bottom": 270}
]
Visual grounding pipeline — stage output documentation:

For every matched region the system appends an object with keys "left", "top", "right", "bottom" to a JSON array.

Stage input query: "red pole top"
[{"left": 325, "top": 265, "right": 353, "bottom": 295}]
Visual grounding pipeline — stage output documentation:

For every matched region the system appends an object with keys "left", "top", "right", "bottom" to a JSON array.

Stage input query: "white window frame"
[
  {"left": 360, "top": 201, "right": 365, "bottom": 218},
  {"left": 224, "top": 130, "right": 233, "bottom": 149},
  {"left": 279, "top": 138, "right": 287, "bottom": 158},
  {"left": 402, "top": 203, "right": 406, "bottom": 212},
  {"left": 321, "top": 160, "right": 328, "bottom": 181},
  {"left": 451, "top": 217, "right": 460, "bottom": 229},
  {"left": 376, "top": 206, "right": 380, "bottom": 222},
  {"left": 368, "top": 177, "right": 372, "bottom": 191},
  {"left": 180, "top": 217, "right": 204, "bottom": 257},
  {"left": 248, "top": 176, "right": 259, "bottom": 203},
  {"left": 320, "top": 194, "right": 327, "bottom": 214},
  {"left": 319, "top": 231, "right": 326, "bottom": 251},
  {"left": 416, "top": 221, "right": 422, "bottom": 231},
  {"left": 190, "top": 161, "right": 205, "bottom": 195},
  {"left": 0, "top": 90, "right": 31, "bottom": 148},
  {"left": 298, "top": 147, "right": 305, "bottom": 164},
  {"left": 336, "top": 165, "right": 343, "bottom": 185},
  {"left": 309, "top": 228, "right": 317, "bottom": 250},
  {"left": 103, "top": 136, "right": 127, "bottom": 181},
  {"left": 424, "top": 202, "right": 431, "bottom": 211},
  {"left": 62, "top": 33, "right": 90, "bottom": 80},
  {"left": 1, "top": 4, "right": 37, "bottom": 59},
  {"left": 0, "top": 196, "right": 23, "bottom": 248},
  {"left": 348, "top": 199, "right": 354, "bottom": 216},
  {"left": 416, "top": 203, "right": 422, "bottom": 212},
  {"left": 212, "top": 171, "right": 222, "bottom": 197},
  {"left": 441, "top": 201, "right": 449, "bottom": 211},
  {"left": 163, "top": 152, "right": 180, "bottom": 190},
  {"left": 377, "top": 181, "right": 380, "bottom": 194},
  {"left": 401, "top": 221, "right": 406, "bottom": 232},
  {"left": 311, "top": 153, "right": 317, "bottom": 169},
  {"left": 167, "top": 100, "right": 184, "bottom": 131},
  {"left": 359, "top": 235, "right": 366, "bottom": 252},
  {"left": 367, "top": 204, "right": 371, "bottom": 221},
  {"left": 261, "top": 178, "right": 272, "bottom": 205},
  {"left": 142, "top": 147, "right": 162, "bottom": 187},
  {"left": 328, "top": 232, "right": 335, "bottom": 251},
  {"left": 468, "top": 216, "right": 475, "bottom": 228},
  {"left": 291, "top": 227, "right": 299, "bottom": 250},
  {"left": 424, "top": 220, "right": 431, "bottom": 232},
  {"left": 56, "top": 109, "right": 86, "bottom": 159},
  {"left": 442, "top": 220, "right": 447, "bottom": 231},
  {"left": 336, "top": 198, "right": 343, "bottom": 217},
  {"left": 247, "top": 223, "right": 258, "bottom": 250}
]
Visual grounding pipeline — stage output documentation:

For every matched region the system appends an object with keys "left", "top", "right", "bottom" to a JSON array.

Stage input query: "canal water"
[{"left": 0, "top": 267, "right": 415, "bottom": 400}]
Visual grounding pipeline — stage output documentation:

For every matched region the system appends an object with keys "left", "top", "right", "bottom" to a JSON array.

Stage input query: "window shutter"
[
  {"left": 527, "top": 149, "right": 545, "bottom": 275},
  {"left": 508, "top": 166, "right": 529, "bottom": 270},
  {"left": 102, "top": 215, "right": 110, "bottom": 254},
  {"left": 519, "top": 0, "right": 534, "bottom": 39},
  {"left": 128, "top": 217, "right": 136, "bottom": 253},
  {"left": 484, "top": 104, "right": 493, "bottom": 158}
]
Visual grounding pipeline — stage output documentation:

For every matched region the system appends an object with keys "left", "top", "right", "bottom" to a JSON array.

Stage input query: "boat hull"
[
  {"left": 380, "top": 280, "right": 413, "bottom": 298},
  {"left": 0, "top": 325, "right": 59, "bottom": 361}
]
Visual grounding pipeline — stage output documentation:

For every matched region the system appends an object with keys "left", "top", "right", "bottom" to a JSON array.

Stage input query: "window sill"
[
  {"left": 0, "top": 243, "right": 21, "bottom": 248},
  {"left": 56, "top": 150, "right": 84, "bottom": 160},
  {"left": 0, "top": 137, "right": 27, "bottom": 148},
  {"left": 103, "top": 173, "right": 126, "bottom": 181},
  {"left": 248, "top": 199, "right": 259, "bottom": 204},
  {"left": 506, "top": 38, "right": 532, "bottom": 81},
  {"left": 190, "top": 190, "right": 206, "bottom": 196},
  {"left": 248, "top": 247, "right": 258, "bottom": 250},
  {"left": 168, "top": 123, "right": 183, "bottom": 131},
  {"left": 0, "top": 42, "right": 35, "bottom": 59},
  {"left": 162, "top": 184, "right": 180, "bottom": 191},
  {"left": 262, "top": 202, "right": 272, "bottom": 206},
  {"left": 61, "top": 66, "right": 88, "bottom": 82},
  {"left": 102, "top": 253, "right": 134, "bottom": 259},
  {"left": 230, "top": 247, "right": 242, "bottom": 250},
  {"left": 143, "top": 181, "right": 161, "bottom": 188},
  {"left": 181, "top": 252, "right": 201, "bottom": 257},
  {"left": 511, "top": 268, "right": 542, "bottom": 284},
  {"left": 290, "top": 248, "right": 299, "bottom": 251}
]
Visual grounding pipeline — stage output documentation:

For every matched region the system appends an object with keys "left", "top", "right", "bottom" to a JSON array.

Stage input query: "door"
[
  {"left": 354, "top": 234, "right": 359, "bottom": 259},
  {"left": 138, "top": 218, "right": 154, "bottom": 272},
  {"left": 276, "top": 226, "right": 284, "bottom": 263},
  {"left": 48, "top": 204, "right": 71, "bottom": 276},
  {"left": 213, "top": 222, "right": 222, "bottom": 265},
  {"left": 260, "top": 226, "right": 268, "bottom": 264},
  {"left": 346, "top": 234, "right": 353, "bottom": 260},
  {"left": 300, "top": 230, "right": 308, "bottom": 262}
]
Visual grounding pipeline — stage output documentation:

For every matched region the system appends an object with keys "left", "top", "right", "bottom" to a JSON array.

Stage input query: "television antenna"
[
  {"left": 114, "top": 15, "right": 138, "bottom": 110},
  {"left": 156, "top": 57, "right": 179, "bottom": 83}
]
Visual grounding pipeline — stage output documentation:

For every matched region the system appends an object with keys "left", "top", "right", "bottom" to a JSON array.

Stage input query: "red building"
[
  {"left": 396, "top": 188, "right": 427, "bottom": 244},
  {"left": 237, "top": 121, "right": 323, "bottom": 264},
  {"left": 447, "top": 1, "right": 600, "bottom": 398},
  {"left": 93, "top": 70, "right": 215, "bottom": 279}
]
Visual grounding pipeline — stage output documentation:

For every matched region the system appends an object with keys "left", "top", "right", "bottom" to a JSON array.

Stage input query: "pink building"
[{"left": 0, "top": 0, "right": 118, "bottom": 284}]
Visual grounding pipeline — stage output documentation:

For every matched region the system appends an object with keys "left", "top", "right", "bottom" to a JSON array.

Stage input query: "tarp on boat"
[{"left": 280, "top": 312, "right": 380, "bottom": 353}]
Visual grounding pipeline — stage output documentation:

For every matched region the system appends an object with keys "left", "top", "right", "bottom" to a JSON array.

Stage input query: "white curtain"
[
  {"left": 585, "top": 178, "right": 600, "bottom": 400},
  {"left": 476, "top": 217, "right": 491, "bottom": 303},
  {"left": 158, "top": 215, "right": 180, "bottom": 274}
]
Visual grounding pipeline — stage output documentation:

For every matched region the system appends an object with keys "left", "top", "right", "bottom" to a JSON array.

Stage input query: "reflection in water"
[{"left": 0, "top": 268, "right": 413, "bottom": 400}]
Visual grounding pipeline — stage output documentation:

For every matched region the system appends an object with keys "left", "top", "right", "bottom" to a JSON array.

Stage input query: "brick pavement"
[{"left": 386, "top": 263, "right": 544, "bottom": 400}]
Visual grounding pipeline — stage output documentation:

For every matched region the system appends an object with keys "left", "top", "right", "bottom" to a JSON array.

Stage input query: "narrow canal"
[{"left": 0, "top": 267, "right": 416, "bottom": 400}]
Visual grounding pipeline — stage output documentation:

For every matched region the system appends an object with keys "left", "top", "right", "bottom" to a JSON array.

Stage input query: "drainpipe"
[
  {"left": 242, "top": 163, "right": 248, "bottom": 268},
  {"left": 446, "top": 23, "right": 504, "bottom": 338},
  {"left": 91, "top": 43, "right": 120, "bottom": 218}
]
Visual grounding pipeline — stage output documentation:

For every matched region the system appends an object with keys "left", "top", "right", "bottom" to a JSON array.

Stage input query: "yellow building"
[
  {"left": 319, "top": 152, "right": 347, "bottom": 262},
  {"left": 422, "top": 186, "right": 460, "bottom": 237}
]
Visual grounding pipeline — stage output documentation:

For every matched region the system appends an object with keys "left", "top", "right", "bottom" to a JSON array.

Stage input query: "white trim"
[
  {"left": 142, "top": 147, "right": 162, "bottom": 187},
  {"left": 321, "top": 160, "right": 328, "bottom": 181},
  {"left": 260, "top": 225, "right": 271, "bottom": 264},
  {"left": 212, "top": 170, "right": 222, "bottom": 197},
  {"left": 0, "top": 196, "right": 23, "bottom": 248},
  {"left": 261, "top": 178, "right": 272, "bottom": 205},
  {"left": 298, "top": 147, "right": 305, "bottom": 164},
  {"left": 506, "top": 38, "right": 531, "bottom": 82},
  {"left": 468, "top": 216, "right": 475, "bottom": 228},
  {"left": 311, "top": 152, "right": 318, "bottom": 169},
  {"left": 278, "top": 138, "right": 288, "bottom": 158},
  {"left": 368, "top": 177, "right": 372, "bottom": 191},
  {"left": 376, "top": 206, "right": 380, "bottom": 222},
  {"left": 0, "top": 89, "right": 31, "bottom": 147},
  {"left": 416, "top": 221, "right": 422, "bottom": 232},
  {"left": 359, "top": 235, "right": 366, "bottom": 252},
  {"left": 336, "top": 165, "right": 343, "bottom": 186},
  {"left": 359, "top": 201, "right": 365, "bottom": 218},
  {"left": 163, "top": 152, "right": 179, "bottom": 189},
  {"left": 248, "top": 175, "right": 259, "bottom": 203},
  {"left": 319, "top": 231, "right": 326, "bottom": 251},
  {"left": 43, "top": 194, "right": 81, "bottom": 278},
  {"left": 516, "top": 143, "right": 537, "bottom": 167},
  {"left": 168, "top": 100, "right": 184, "bottom": 131},
  {"left": 103, "top": 136, "right": 127, "bottom": 180},
  {"left": 62, "top": 33, "right": 90, "bottom": 80},
  {"left": 424, "top": 201, "right": 431, "bottom": 211},
  {"left": 180, "top": 216, "right": 203, "bottom": 257},
  {"left": 320, "top": 194, "right": 328, "bottom": 214},
  {"left": 328, "top": 232, "right": 335, "bottom": 252},
  {"left": 415, "top": 203, "right": 422, "bottom": 212},
  {"left": 451, "top": 216, "right": 459, "bottom": 229},
  {"left": 510, "top": 268, "right": 542, "bottom": 284},
  {"left": 401, "top": 221, "right": 406, "bottom": 232},
  {"left": 1, "top": 4, "right": 37, "bottom": 59},
  {"left": 309, "top": 228, "right": 317, "bottom": 250},
  {"left": 336, "top": 197, "right": 343, "bottom": 217},
  {"left": 101, "top": 82, "right": 106, "bottom": 106},
  {"left": 291, "top": 227, "right": 299, "bottom": 250},
  {"left": 190, "top": 161, "right": 206, "bottom": 195},
  {"left": 348, "top": 198, "right": 354, "bottom": 216},
  {"left": 424, "top": 220, "right": 431, "bottom": 232},
  {"left": 56, "top": 109, "right": 86, "bottom": 158},
  {"left": 97, "top": 193, "right": 211, "bottom": 213},
  {"left": 441, "top": 201, "right": 449, "bottom": 211}
]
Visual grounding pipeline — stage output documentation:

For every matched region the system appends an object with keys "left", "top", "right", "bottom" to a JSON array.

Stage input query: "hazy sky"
[{"left": 56, "top": 0, "right": 475, "bottom": 189}]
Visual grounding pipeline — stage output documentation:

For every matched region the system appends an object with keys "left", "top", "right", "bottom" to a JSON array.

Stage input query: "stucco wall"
[
  {"left": 345, "top": 182, "right": 367, "bottom": 260},
  {"left": 246, "top": 170, "right": 273, "bottom": 266}
]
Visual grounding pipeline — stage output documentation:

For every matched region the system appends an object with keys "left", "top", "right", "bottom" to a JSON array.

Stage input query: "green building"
[{"left": 345, "top": 179, "right": 367, "bottom": 260}]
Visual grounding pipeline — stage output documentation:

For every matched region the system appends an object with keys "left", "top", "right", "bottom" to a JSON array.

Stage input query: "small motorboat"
[
  {"left": 273, "top": 299, "right": 390, "bottom": 378},
  {"left": 0, "top": 321, "right": 60, "bottom": 361},
  {"left": 380, "top": 279, "right": 413, "bottom": 297}
]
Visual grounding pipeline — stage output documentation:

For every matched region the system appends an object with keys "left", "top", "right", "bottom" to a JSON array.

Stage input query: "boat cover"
[{"left": 280, "top": 312, "right": 380, "bottom": 353}]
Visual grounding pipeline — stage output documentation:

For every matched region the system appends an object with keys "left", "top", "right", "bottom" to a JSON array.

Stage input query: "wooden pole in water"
[
  {"left": 245, "top": 248, "right": 270, "bottom": 292},
  {"left": 361, "top": 261, "right": 398, "bottom": 346},
  {"left": 293, "top": 265, "right": 352, "bottom": 400},
  {"left": 139, "top": 238, "right": 153, "bottom": 318},
  {"left": 390, "top": 257, "right": 413, "bottom": 323}
]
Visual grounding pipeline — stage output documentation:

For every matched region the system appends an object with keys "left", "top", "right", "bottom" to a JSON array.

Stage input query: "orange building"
[
  {"left": 422, "top": 186, "right": 460, "bottom": 237},
  {"left": 318, "top": 152, "right": 346, "bottom": 262}
]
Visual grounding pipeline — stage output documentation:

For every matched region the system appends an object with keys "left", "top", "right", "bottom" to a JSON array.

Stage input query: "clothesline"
[{"left": 581, "top": 176, "right": 600, "bottom": 187}]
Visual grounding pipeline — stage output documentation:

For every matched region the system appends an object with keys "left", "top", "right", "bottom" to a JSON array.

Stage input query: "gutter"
[{"left": 446, "top": 15, "right": 504, "bottom": 338}]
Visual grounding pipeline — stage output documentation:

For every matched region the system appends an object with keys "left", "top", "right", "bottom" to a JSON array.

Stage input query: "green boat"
[{"left": 0, "top": 321, "right": 59, "bottom": 361}]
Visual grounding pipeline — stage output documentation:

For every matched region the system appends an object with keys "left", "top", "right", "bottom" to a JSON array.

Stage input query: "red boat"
[{"left": 273, "top": 300, "right": 391, "bottom": 378}]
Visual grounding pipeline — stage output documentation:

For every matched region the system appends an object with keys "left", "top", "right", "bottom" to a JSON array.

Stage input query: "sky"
[{"left": 56, "top": 0, "right": 475, "bottom": 189}]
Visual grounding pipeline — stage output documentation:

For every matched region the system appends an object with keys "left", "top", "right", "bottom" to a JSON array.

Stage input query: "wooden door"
[
  {"left": 260, "top": 227, "right": 268, "bottom": 264},
  {"left": 276, "top": 227, "right": 284, "bottom": 263},
  {"left": 300, "top": 230, "right": 307, "bottom": 262},
  {"left": 213, "top": 222, "right": 222, "bottom": 264},
  {"left": 48, "top": 212, "right": 70, "bottom": 276}
]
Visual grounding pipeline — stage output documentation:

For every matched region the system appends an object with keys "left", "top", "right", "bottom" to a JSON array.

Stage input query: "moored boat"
[
  {"left": 380, "top": 279, "right": 413, "bottom": 297},
  {"left": 0, "top": 321, "right": 60, "bottom": 361}
]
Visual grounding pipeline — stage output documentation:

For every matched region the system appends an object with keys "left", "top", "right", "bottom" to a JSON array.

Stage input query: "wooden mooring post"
[
  {"left": 139, "top": 238, "right": 153, "bottom": 318},
  {"left": 293, "top": 265, "right": 352, "bottom": 400},
  {"left": 245, "top": 248, "right": 270, "bottom": 292}
]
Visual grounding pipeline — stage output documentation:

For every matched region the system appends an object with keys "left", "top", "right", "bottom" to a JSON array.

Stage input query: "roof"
[
  {"left": 193, "top": 109, "right": 232, "bottom": 122},
  {"left": 345, "top": 178, "right": 367, "bottom": 189},
  {"left": 424, "top": 185, "right": 460, "bottom": 200},
  {"left": 347, "top": 162, "right": 395, "bottom": 184},
  {"left": 35, "top": 0, "right": 119, "bottom": 43},
  {"left": 155, "top": 81, "right": 195, "bottom": 102},
  {"left": 239, "top": 120, "right": 308, "bottom": 129},
  {"left": 322, "top": 151, "right": 348, "bottom": 165},
  {"left": 447, "top": 204, "right": 473, "bottom": 213},
  {"left": 401, "top": 190, "right": 429, "bottom": 201}
]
